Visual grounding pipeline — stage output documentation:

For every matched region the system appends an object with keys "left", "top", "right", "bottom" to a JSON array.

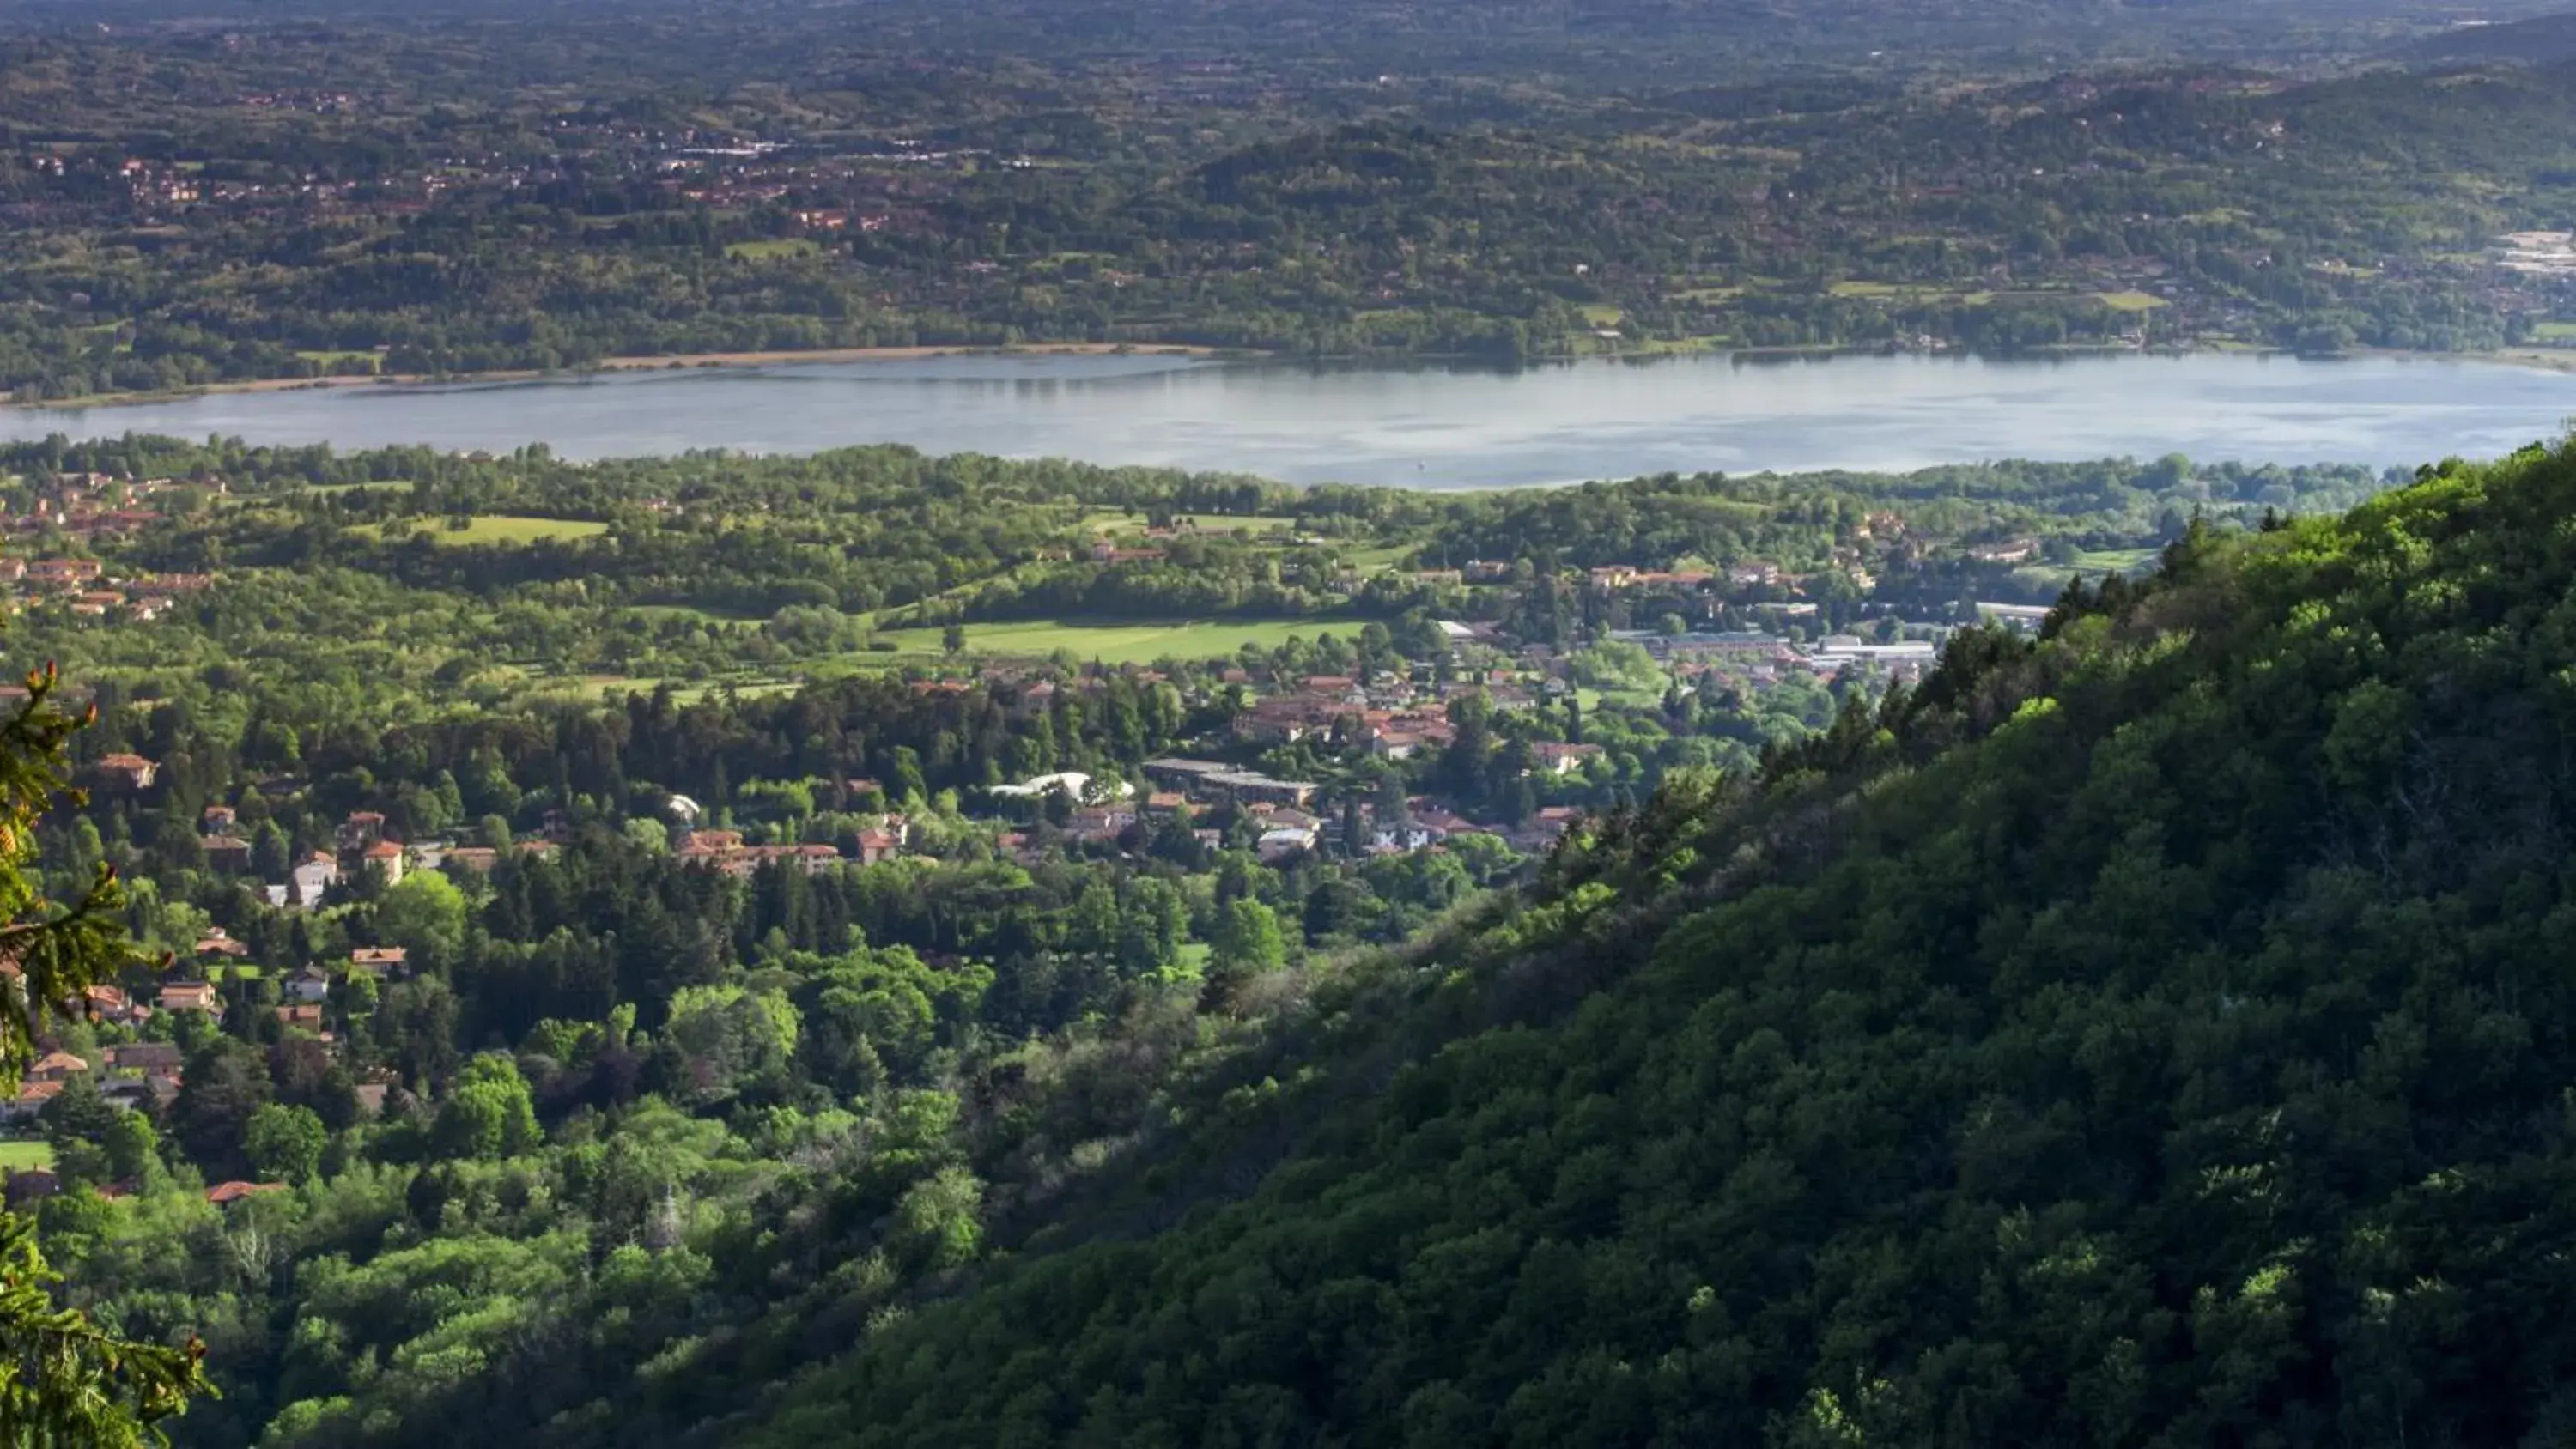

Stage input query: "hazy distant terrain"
[{"left": 2391, "top": 9, "right": 2576, "bottom": 64}]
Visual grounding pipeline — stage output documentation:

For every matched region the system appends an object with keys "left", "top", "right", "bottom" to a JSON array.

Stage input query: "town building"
[
  {"left": 159, "top": 981, "right": 221, "bottom": 1015},
  {"left": 91, "top": 753, "right": 158, "bottom": 790}
]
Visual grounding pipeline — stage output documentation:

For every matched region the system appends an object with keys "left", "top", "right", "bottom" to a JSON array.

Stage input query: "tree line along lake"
[{"left": 4, "top": 349, "right": 2571, "bottom": 487}]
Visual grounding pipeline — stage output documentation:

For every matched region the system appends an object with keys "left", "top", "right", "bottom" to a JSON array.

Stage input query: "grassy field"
[
  {"left": 1343, "top": 543, "right": 1413, "bottom": 570},
  {"left": 360, "top": 516, "right": 612, "bottom": 547},
  {"left": 868, "top": 615, "right": 1365, "bottom": 664},
  {"left": 2535, "top": 321, "right": 2576, "bottom": 343},
  {"left": 2011, "top": 545, "right": 2162, "bottom": 591},
  {"left": 2073, "top": 546, "right": 2163, "bottom": 573},
  {"left": 0, "top": 1140, "right": 54, "bottom": 1172},
  {"left": 295, "top": 349, "right": 385, "bottom": 370},
  {"left": 2095, "top": 291, "right": 2170, "bottom": 312}
]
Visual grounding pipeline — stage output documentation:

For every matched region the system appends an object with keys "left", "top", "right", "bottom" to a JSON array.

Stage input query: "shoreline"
[
  {"left": 2462, "top": 346, "right": 2576, "bottom": 375},
  {"left": 0, "top": 342, "right": 1228, "bottom": 412},
  {"left": 4, "top": 337, "right": 2571, "bottom": 414}
]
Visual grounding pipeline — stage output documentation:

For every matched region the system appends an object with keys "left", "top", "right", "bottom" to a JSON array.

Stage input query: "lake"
[{"left": 6, "top": 350, "right": 2572, "bottom": 488}]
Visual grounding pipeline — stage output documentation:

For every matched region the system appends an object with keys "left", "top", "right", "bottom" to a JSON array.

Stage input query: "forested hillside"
[
  {"left": 7, "top": 432, "right": 2409, "bottom": 1447},
  {"left": 6, "top": 12, "right": 2576, "bottom": 397},
  {"left": 714, "top": 435, "right": 2576, "bottom": 1446}
]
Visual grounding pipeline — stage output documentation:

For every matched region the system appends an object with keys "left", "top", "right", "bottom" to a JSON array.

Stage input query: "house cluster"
[
  {"left": 1614, "top": 626, "right": 1942, "bottom": 683},
  {"left": 672, "top": 819, "right": 906, "bottom": 876},
  {"left": 1139, "top": 758, "right": 1319, "bottom": 809},
  {"left": 1589, "top": 552, "right": 1897, "bottom": 602},
  {"left": 0, "top": 552, "right": 214, "bottom": 619},
  {"left": 1256, "top": 791, "right": 1582, "bottom": 861},
  {"left": 3, "top": 471, "right": 215, "bottom": 543},
  {"left": 788, "top": 208, "right": 891, "bottom": 233},
  {"left": 198, "top": 807, "right": 570, "bottom": 906},
  {"left": 146, "top": 931, "right": 411, "bottom": 1056},
  {"left": 986, "top": 758, "right": 1554, "bottom": 860},
  {"left": 2, "top": 962, "right": 396, "bottom": 1202},
  {"left": 2, "top": 1039, "right": 185, "bottom": 1125},
  {"left": 1587, "top": 564, "right": 1718, "bottom": 594},
  {"left": 1128, "top": 759, "right": 1327, "bottom": 855},
  {"left": 2494, "top": 231, "right": 2576, "bottom": 281},
  {"left": 1231, "top": 675, "right": 1465, "bottom": 754},
  {"left": 30, "top": 112, "right": 979, "bottom": 244},
  {"left": 1967, "top": 537, "right": 2042, "bottom": 565}
]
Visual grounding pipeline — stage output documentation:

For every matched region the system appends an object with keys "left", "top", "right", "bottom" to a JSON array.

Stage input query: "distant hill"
[
  {"left": 723, "top": 436, "right": 2576, "bottom": 1447},
  {"left": 2392, "top": 11, "right": 2576, "bottom": 65}
]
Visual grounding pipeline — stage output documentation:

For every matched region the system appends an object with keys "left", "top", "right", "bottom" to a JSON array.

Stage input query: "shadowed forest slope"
[{"left": 726, "top": 437, "right": 2576, "bottom": 1448}]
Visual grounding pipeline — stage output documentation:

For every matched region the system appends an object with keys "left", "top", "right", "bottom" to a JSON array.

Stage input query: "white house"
[
  {"left": 289, "top": 852, "right": 341, "bottom": 909},
  {"left": 1256, "top": 826, "right": 1318, "bottom": 861}
]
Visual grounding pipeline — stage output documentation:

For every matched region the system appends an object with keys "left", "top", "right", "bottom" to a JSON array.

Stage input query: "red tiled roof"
[{"left": 205, "top": 1180, "right": 288, "bottom": 1205}]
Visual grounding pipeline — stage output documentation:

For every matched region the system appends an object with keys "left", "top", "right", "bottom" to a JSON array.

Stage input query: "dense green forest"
[
  {"left": 3, "top": 418, "right": 2572, "bottom": 1445},
  {"left": 0, "top": 422, "right": 2435, "bottom": 1446},
  {"left": 705, "top": 435, "right": 2576, "bottom": 1446},
  {"left": 0, "top": 7, "right": 2573, "bottom": 398},
  {"left": 9, "top": 0, "right": 2576, "bottom": 1438},
  {"left": 12, "top": 430, "right": 2567, "bottom": 1443}
]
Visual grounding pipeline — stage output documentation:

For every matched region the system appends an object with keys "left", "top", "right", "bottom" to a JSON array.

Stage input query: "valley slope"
[{"left": 712, "top": 439, "right": 2576, "bottom": 1446}]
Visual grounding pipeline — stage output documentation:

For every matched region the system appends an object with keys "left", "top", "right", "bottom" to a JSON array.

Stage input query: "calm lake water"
[{"left": 6, "top": 351, "right": 2572, "bottom": 487}]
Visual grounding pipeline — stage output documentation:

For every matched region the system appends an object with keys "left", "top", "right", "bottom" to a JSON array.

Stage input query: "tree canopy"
[
  {"left": 726, "top": 436, "right": 2576, "bottom": 1447},
  {"left": 0, "top": 667, "right": 212, "bottom": 1442}
]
